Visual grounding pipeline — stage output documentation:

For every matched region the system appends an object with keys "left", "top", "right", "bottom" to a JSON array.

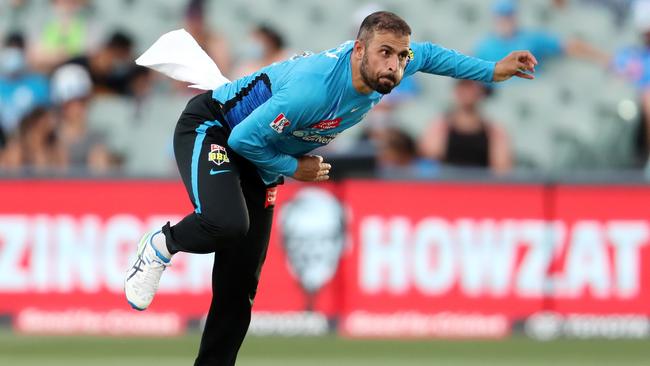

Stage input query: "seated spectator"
[
  {"left": 0, "top": 33, "right": 49, "bottom": 144},
  {"left": 554, "top": 0, "right": 632, "bottom": 28},
  {"left": 50, "top": 63, "right": 115, "bottom": 174},
  {"left": 65, "top": 31, "right": 135, "bottom": 96},
  {"left": 475, "top": 0, "right": 609, "bottom": 72},
  {"left": 234, "top": 24, "right": 290, "bottom": 78},
  {"left": 419, "top": 80, "right": 512, "bottom": 175},
  {"left": 612, "top": 0, "right": 650, "bottom": 164},
  {"left": 128, "top": 65, "right": 154, "bottom": 119},
  {"left": 28, "top": 0, "right": 98, "bottom": 72},
  {"left": 0, "top": 107, "right": 65, "bottom": 173},
  {"left": 376, "top": 127, "right": 438, "bottom": 178}
]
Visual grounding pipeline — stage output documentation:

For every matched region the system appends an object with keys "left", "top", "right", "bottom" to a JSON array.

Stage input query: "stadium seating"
[{"left": 2, "top": 0, "right": 641, "bottom": 175}]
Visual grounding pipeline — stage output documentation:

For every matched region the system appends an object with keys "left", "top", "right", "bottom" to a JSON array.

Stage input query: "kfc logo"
[
  {"left": 270, "top": 113, "right": 291, "bottom": 133},
  {"left": 279, "top": 188, "right": 346, "bottom": 309}
]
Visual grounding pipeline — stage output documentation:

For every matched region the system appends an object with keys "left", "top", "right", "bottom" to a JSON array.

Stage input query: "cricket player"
[{"left": 125, "top": 11, "right": 537, "bottom": 365}]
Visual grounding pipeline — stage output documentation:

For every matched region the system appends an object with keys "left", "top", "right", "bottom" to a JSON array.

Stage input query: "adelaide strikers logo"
[{"left": 208, "top": 144, "right": 229, "bottom": 166}]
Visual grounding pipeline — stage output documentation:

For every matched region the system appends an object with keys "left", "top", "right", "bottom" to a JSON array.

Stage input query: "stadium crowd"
[{"left": 0, "top": 0, "right": 648, "bottom": 178}]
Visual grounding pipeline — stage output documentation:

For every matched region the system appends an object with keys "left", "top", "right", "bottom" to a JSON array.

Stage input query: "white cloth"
[{"left": 135, "top": 29, "right": 230, "bottom": 90}]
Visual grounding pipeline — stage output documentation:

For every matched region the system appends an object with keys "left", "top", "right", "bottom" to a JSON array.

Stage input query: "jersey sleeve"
[
  {"left": 405, "top": 42, "right": 496, "bottom": 82},
  {"left": 227, "top": 87, "right": 307, "bottom": 179}
]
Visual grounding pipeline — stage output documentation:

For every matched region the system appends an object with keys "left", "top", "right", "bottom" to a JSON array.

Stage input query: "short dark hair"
[
  {"left": 105, "top": 31, "right": 133, "bottom": 51},
  {"left": 356, "top": 11, "right": 411, "bottom": 43},
  {"left": 256, "top": 24, "right": 285, "bottom": 51},
  {"left": 4, "top": 32, "right": 25, "bottom": 49},
  {"left": 19, "top": 107, "right": 49, "bottom": 137},
  {"left": 383, "top": 127, "right": 417, "bottom": 159}
]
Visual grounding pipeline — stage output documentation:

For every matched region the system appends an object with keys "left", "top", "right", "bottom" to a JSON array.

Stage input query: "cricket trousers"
[{"left": 161, "top": 91, "right": 277, "bottom": 365}]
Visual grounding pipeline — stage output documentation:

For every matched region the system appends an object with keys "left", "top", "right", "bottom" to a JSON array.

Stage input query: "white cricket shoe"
[{"left": 124, "top": 230, "right": 171, "bottom": 311}]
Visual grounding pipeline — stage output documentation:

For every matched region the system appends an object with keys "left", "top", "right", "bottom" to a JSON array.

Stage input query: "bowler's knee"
[{"left": 196, "top": 212, "right": 249, "bottom": 242}]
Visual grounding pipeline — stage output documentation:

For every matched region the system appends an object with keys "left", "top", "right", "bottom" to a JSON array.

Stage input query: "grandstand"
[{"left": 0, "top": 0, "right": 642, "bottom": 176}]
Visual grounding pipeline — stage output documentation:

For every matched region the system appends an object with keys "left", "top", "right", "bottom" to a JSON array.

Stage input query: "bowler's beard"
[{"left": 360, "top": 53, "right": 399, "bottom": 94}]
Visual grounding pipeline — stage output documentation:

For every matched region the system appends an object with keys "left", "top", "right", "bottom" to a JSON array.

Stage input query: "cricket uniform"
[{"left": 163, "top": 40, "right": 495, "bottom": 365}]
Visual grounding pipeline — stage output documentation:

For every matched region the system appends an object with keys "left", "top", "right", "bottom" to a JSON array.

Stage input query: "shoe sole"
[{"left": 124, "top": 231, "right": 154, "bottom": 311}]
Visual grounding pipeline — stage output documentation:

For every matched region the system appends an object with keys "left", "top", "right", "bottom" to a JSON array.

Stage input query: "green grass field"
[{"left": 2, "top": 332, "right": 649, "bottom": 366}]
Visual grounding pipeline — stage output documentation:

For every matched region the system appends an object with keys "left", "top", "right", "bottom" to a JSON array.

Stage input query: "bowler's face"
[{"left": 360, "top": 31, "right": 410, "bottom": 94}]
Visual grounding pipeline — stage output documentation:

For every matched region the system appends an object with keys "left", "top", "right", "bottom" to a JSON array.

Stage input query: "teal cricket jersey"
[{"left": 212, "top": 40, "right": 495, "bottom": 185}]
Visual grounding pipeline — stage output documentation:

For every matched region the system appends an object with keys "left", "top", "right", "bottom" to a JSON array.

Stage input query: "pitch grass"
[{"left": 1, "top": 331, "right": 649, "bottom": 366}]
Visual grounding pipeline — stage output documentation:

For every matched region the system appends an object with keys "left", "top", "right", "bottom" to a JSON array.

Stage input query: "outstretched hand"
[{"left": 493, "top": 51, "right": 538, "bottom": 82}]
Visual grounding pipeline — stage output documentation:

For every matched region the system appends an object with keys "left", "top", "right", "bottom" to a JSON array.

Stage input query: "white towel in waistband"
[{"left": 135, "top": 29, "right": 230, "bottom": 91}]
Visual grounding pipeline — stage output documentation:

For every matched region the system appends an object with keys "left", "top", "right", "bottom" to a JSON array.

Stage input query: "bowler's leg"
[{"left": 194, "top": 178, "right": 275, "bottom": 366}]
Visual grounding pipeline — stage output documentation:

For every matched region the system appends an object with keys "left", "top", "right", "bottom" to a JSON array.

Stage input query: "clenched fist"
[{"left": 292, "top": 155, "right": 331, "bottom": 182}]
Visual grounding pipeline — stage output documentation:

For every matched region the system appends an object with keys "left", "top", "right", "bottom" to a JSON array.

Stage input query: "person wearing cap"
[
  {"left": 475, "top": 0, "right": 609, "bottom": 71},
  {"left": 612, "top": 0, "right": 650, "bottom": 164},
  {"left": 50, "top": 63, "right": 114, "bottom": 173}
]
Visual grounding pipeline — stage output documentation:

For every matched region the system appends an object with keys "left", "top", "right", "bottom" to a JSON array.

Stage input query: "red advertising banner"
[
  {"left": 1, "top": 180, "right": 649, "bottom": 338},
  {"left": 338, "top": 181, "right": 650, "bottom": 338},
  {"left": 339, "top": 181, "right": 547, "bottom": 337},
  {"left": 550, "top": 186, "right": 650, "bottom": 314},
  {"left": 0, "top": 181, "right": 338, "bottom": 335}
]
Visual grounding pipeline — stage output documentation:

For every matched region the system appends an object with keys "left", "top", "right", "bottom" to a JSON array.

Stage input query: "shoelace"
[{"left": 130, "top": 247, "right": 168, "bottom": 297}]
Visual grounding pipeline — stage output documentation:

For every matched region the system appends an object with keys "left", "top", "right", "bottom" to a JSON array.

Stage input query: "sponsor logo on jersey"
[
  {"left": 208, "top": 144, "right": 229, "bottom": 166},
  {"left": 265, "top": 187, "right": 278, "bottom": 208},
  {"left": 270, "top": 113, "right": 291, "bottom": 133},
  {"left": 289, "top": 51, "right": 313, "bottom": 61},
  {"left": 310, "top": 118, "right": 341, "bottom": 130},
  {"left": 291, "top": 131, "right": 340, "bottom": 144}
]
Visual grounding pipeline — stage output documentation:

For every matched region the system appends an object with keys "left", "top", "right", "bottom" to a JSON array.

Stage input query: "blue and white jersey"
[{"left": 212, "top": 40, "right": 495, "bottom": 184}]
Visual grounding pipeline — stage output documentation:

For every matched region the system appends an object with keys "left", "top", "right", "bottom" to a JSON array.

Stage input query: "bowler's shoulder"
[
  {"left": 291, "top": 41, "right": 353, "bottom": 73},
  {"left": 278, "top": 71, "right": 329, "bottom": 109}
]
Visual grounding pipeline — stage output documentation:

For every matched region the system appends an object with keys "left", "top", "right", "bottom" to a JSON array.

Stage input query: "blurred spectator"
[
  {"left": 0, "top": 107, "right": 65, "bottom": 173},
  {"left": 612, "top": 0, "right": 650, "bottom": 164},
  {"left": 347, "top": 99, "right": 405, "bottom": 156},
  {"left": 234, "top": 24, "right": 289, "bottom": 78},
  {"left": 376, "top": 127, "right": 438, "bottom": 178},
  {"left": 183, "top": 0, "right": 232, "bottom": 79},
  {"left": 419, "top": 80, "right": 512, "bottom": 175},
  {"left": 28, "top": 0, "right": 99, "bottom": 72},
  {"left": 554, "top": 0, "right": 633, "bottom": 28},
  {"left": 0, "top": 0, "right": 30, "bottom": 35},
  {"left": 129, "top": 65, "right": 154, "bottom": 119},
  {"left": 65, "top": 31, "right": 135, "bottom": 96},
  {"left": 475, "top": 0, "right": 609, "bottom": 71},
  {"left": 50, "top": 63, "right": 115, "bottom": 173},
  {"left": 0, "top": 32, "right": 50, "bottom": 144}
]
